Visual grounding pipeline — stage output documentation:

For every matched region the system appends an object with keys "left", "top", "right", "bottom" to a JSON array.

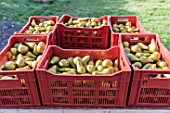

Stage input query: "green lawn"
[{"left": 0, "top": 0, "right": 170, "bottom": 49}]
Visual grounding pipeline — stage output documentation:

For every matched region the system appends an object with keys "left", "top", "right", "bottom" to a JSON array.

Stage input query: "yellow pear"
[
  {"left": 26, "top": 42, "right": 35, "bottom": 49},
  {"left": 4, "top": 61, "right": 16, "bottom": 70},
  {"left": 148, "top": 39, "right": 157, "bottom": 53},
  {"left": 37, "top": 42, "right": 46, "bottom": 53},
  {"left": 102, "top": 59, "right": 113, "bottom": 68},
  {"left": 10, "top": 47, "right": 18, "bottom": 55},
  {"left": 18, "top": 44, "right": 29, "bottom": 54}
]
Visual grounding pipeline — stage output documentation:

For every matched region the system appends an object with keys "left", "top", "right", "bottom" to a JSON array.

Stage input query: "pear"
[
  {"left": 76, "top": 60, "right": 86, "bottom": 74},
  {"left": 102, "top": 59, "right": 113, "bottom": 68},
  {"left": 155, "top": 74, "right": 162, "bottom": 78},
  {"left": 88, "top": 61, "right": 94, "bottom": 65},
  {"left": 114, "top": 67, "right": 119, "bottom": 72},
  {"left": 82, "top": 55, "right": 90, "bottom": 65},
  {"left": 132, "top": 62, "right": 142, "bottom": 69},
  {"left": 162, "top": 67, "right": 169, "bottom": 70},
  {"left": 26, "top": 42, "right": 35, "bottom": 49},
  {"left": 33, "top": 44, "right": 39, "bottom": 56},
  {"left": 148, "top": 39, "right": 157, "bottom": 53},
  {"left": 92, "top": 71, "right": 104, "bottom": 75},
  {"left": 24, "top": 56, "right": 35, "bottom": 61},
  {"left": 123, "top": 41, "right": 129, "bottom": 48},
  {"left": 16, "top": 57, "right": 26, "bottom": 68},
  {"left": 130, "top": 45, "right": 142, "bottom": 53},
  {"left": 156, "top": 61, "right": 167, "bottom": 68},
  {"left": 135, "top": 52, "right": 143, "bottom": 58},
  {"left": 127, "top": 53, "right": 140, "bottom": 62},
  {"left": 25, "top": 51, "right": 37, "bottom": 58},
  {"left": 142, "top": 63, "right": 152, "bottom": 69},
  {"left": 67, "top": 18, "right": 73, "bottom": 25},
  {"left": 73, "top": 56, "right": 82, "bottom": 65},
  {"left": 37, "top": 42, "right": 46, "bottom": 53},
  {"left": 36, "top": 55, "right": 42, "bottom": 62},
  {"left": 96, "top": 65, "right": 104, "bottom": 72},
  {"left": 48, "top": 65, "right": 58, "bottom": 74},
  {"left": 124, "top": 47, "right": 130, "bottom": 53},
  {"left": 114, "top": 59, "right": 119, "bottom": 67},
  {"left": 1, "top": 76, "right": 13, "bottom": 80},
  {"left": 126, "top": 22, "right": 131, "bottom": 26},
  {"left": 143, "top": 53, "right": 151, "bottom": 57},
  {"left": 58, "top": 59, "right": 69, "bottom": 67},
  {"left": 31, "top": 19, "right": 36, "bottom": 27},
  {"left": 140, "top": 56, "right": 153, "bottom": 64},
  {"left": 18, "top": 44, "right": 29, "bottom": 54},
  {"left": 163, "top": 74, "right": 170, "bottom": 78},
  {"left": 46, "top": 26, "right": 53, "bottom": 32},
  {"left": 149, "top": 64, "right": 157, "bottom": 69},
  {"left": 17, "top": 54, "right": 24, "bottom": 59},
  {"left": 149, "top": 52, "right": 161, "bottom": 61},
  {"left": 16, "top": 66, "right": 31, "bottom": 70},
  {"left": 67, "top": 57, "right": 76, "bottom": 68},
  {"left": 58, "top": 68, "right": 76, "bottom": 73},
  {"left": 50, "top": 56, "right": 60, "bottom": 65},
  {"left": 95, "top": 60, "right": 102, "bottom": 67},
  {"left": 12, "top": 55, "right": 17, "bottom": 60},
  {"left": 86, "top": 65, "right": 96, "bottom": 74},
  {"left": 143, "top": 50, "right": 150, "bottom": 53},
  {"left": 25, "top": 60, "right": 38, "bottom": 68},
  {"left": 137, "top": 42, "right": 148, "bottom": 50},
  {"left": 10, "top": 48, "right": 18, "bottom": 55},
  {"left": 4, "top": 61, "right": 16, "bottom": 70},
  {"left": 102, "top": 67, "right": 114, "bottom": 74},
  {"left": 61, "top": 71, "right": 76, "bottom": 74},
  {"left": 14, "top": 43, "right": 20, "bottom": 48}
]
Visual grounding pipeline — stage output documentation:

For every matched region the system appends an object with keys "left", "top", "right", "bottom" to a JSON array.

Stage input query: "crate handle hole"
[
  {"left": 118, "top": 18, "right": 128, "bottom": 22},
  {"left": 25, "top": 38, "right": 38, "bottom": 43}
]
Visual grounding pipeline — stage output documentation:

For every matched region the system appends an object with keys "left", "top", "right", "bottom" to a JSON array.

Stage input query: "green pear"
[
  {"left": 58, "top": 59, "right": 69, "bottom": 67},
  {"left": 86, "top": 65, "right": 96, "bottom": 74},
  {"left": 48, "top": 65, "right": 58, "bottom": 74},
  {"left": 95, "top": 60, "right": 102, "bottom": 67},
  {"left": 127, "top": 53, "right": 140, "bottom": 62},
  {"left": 137, "top": 42, "right": 148, "bottom": 50},
  {"left": 10, "top": 47, "right": 18, "bottom": 55},
  {"left": 50, "top": 56, "right": 60, "bottom": 65},
  {"left": 140, "top": 56, "right": 153, "bottom": 64},
  {"left": 18, "top": 44, "right": 29, "bottom": 54},
  {"left": 132, "top": 62, "right": 142, "bottom": 69},
  {"left": 82, "top": 55, "right": 90, "bottom": 65},
  {"left": 76, "top": 60, "right": 86, "bottom": 74},
  {"left": 25, "top": 51, "right": 37, "bottom": 58},
  {"left": 131, "top": 45, "right": 142, "bottom": 53},
  {"left": 4, "top": 61, "right": 16, "bottom": 70}
]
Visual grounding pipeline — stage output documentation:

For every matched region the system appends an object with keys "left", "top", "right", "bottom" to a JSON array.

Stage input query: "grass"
[{"left": 0, "top": 0, "right": 170, "bottom": 49}]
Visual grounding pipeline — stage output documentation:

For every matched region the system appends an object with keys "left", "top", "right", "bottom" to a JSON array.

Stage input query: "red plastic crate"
[
  {"left": 17, "top": 16, "right": 58, "bottom": 45},
  {"left": 57, "top": 14, "right": 110, "bottom": 49},
  {"left": 0, "top": 35, "right": 50, "bottom": 107},
  {"left": 119, "top": 34, "right": 170, "bottom": 107},
  {"left": 109, "top": 16, "right": 147, "bottom": 46},
  {"left": 36, "top": 46, "right": 131, "bottom": 107}
]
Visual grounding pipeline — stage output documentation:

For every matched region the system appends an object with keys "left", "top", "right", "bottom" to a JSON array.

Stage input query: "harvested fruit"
[
  {"left": 25, "top": 19, "right": 55, "bottom": 34},
  {"left": 63, "top": 17, "right": 107, "bottom": 28},
  {"left": 48, "top": 55, "right": 120, "bottom": 75},
  {"left": 0, "top": 41, "right": 46, "bottom": 74},
  {"left": 123, "top": 38, "right": 170, "bottom": 78},
  {"left": 112, "top": 22, "right": 139, "bottom": 33}
]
